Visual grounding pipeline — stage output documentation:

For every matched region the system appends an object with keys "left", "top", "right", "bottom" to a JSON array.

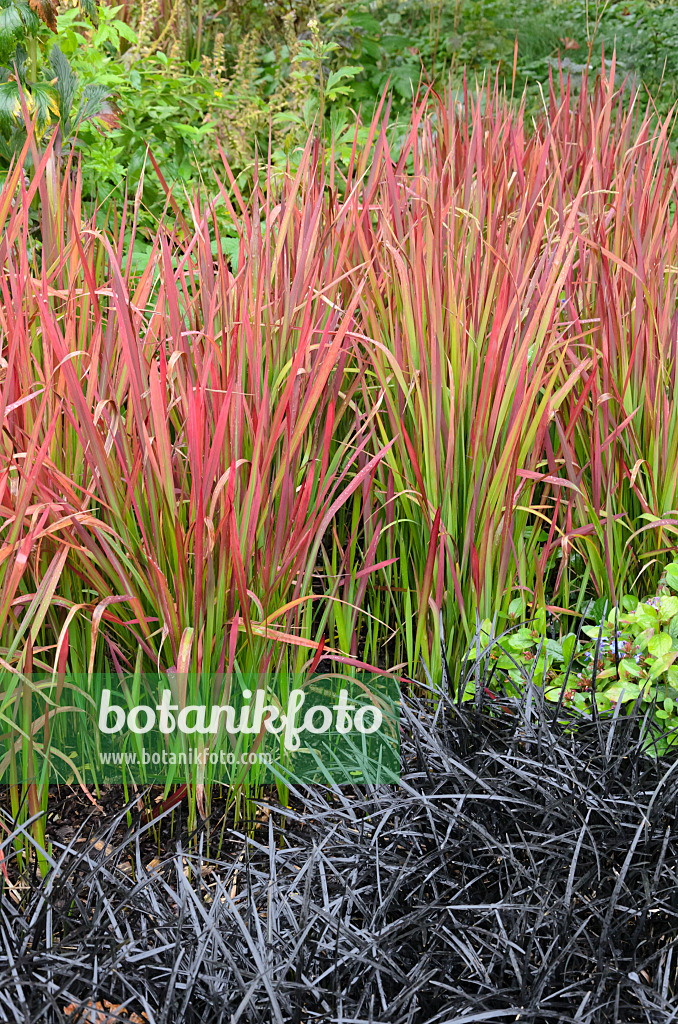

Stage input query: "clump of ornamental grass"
[{"left": 1, "top": 670, "right": 677, "bottom": 1023}]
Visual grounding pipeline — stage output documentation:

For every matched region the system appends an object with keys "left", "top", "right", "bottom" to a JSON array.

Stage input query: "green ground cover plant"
[{"left": 465, "top": 565, "right": 678, "bottom": 752}]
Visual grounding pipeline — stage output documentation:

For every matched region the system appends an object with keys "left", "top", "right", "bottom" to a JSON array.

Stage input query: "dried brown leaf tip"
[
  {"left": 62, "top": 1001, "right": 149, "bottom": 1023},
  {"left": 29, "top": 0, "right": 58, "bottom": 32}
]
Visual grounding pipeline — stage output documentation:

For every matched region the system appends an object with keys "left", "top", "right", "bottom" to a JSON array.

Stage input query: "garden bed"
[{"left": 4, "top": 25, "right": 678, "bottom": 1023}]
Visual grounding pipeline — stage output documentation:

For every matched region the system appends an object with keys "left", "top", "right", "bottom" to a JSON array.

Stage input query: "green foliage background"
[{"left": 4, "top": 0, "right": 678, "bottom": 255}]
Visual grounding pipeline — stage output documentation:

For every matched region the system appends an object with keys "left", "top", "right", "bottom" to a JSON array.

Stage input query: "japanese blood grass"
[
  {"left": 351, "top": 58, "right": 678, "bottom": 680},
  {"left": 1, "top": 678, "right": 678, "bottom": 1022},
  {"left": 0, "top": 129, "right": 397, "bottom": 839},
  {"left": 4, "top": 54, "right": 678, "bottom": 846}
]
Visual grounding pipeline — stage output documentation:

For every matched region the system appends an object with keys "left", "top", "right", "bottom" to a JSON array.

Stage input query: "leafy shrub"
[
  {"left": 23, "top": 0, "right": 678, "bottom": 233},
  {"left": 0, "top": 0, "right": 109, "bottom": 163},
  {"left": 58, "top": 5, "right": 217, "bottom": 202}
]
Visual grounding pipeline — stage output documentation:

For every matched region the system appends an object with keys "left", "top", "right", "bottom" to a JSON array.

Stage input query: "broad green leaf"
[
  {"left": 545, "top": 639, "right": 563, "bottom": 662},
  {"left": 507, "top": 635, "right": 533, "bottom": 651},
  {"left": 583, "top": 625, "right": 606, "bottom": 639},
  {"left": 660, "top": 595, "right": 678, "bottom": 621},
  {"left": 636, "top": 627, "right": 657, "bottom": 650},
  {"left": 604, "top": 682, "right": 640, "bottom": 703},
  {"left": 29, "top": 79, "right": 59, "bottom": 128},
  {"left": 493, "top": 654, "right": 513, "bottom": 669},
  {"left": 0, "top": 79, "right": 21, "bottom": 129},
  {"left": 635, "top": 604, "right": 658, "bottom": 629},
  {"left": 562, "top": 633, "right": 576, "bottom": 664},
  {"left": 73, "top": 82, "right": 109, "bottom": 126},
  {"left": 326, "top": 66, "right": 362, "bottom": 92},
  {"left": 649, "top": 652, "right": 678, "bottom": 680},
  {"left": 113, "top": 19, "right": 136, "bottom": 42},
  {"left": 648, "top": 633, "right": 673, "bottom": 657},
  {"left": 15, "top": 0, "right": 40, "bottom": 33},
  {"left": 0, "top": 5, "right": 23, "bottom": 48},
  {"left": 594, "top": 667, "right": 618, "bottom": 680}
]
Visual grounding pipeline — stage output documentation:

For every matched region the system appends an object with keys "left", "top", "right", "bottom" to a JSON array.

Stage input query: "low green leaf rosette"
[{"left": 464, "top": 563, "right": 678, "bottom": 753}]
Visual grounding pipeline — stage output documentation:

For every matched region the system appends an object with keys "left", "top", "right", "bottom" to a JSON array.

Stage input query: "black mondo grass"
[{"left": 1, "top": 669, "right": 678, "bottom": 1023}]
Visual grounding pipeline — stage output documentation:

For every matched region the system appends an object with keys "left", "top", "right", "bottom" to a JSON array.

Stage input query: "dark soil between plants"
[{"left": 1, "top": 686, "right": 678, "bottom": 1024}]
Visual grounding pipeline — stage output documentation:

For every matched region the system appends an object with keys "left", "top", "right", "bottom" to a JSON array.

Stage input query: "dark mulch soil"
[{"left": 1, "top": 684, "right": 678, "bottom": 1024}]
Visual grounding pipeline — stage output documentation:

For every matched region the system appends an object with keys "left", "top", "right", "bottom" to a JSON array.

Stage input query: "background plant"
[
  {"left": 0, "top": 0, "right": 110, "bottom": 163},
  {"left": 24, "top": 0, "right": 678, "bottom": 242}
]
